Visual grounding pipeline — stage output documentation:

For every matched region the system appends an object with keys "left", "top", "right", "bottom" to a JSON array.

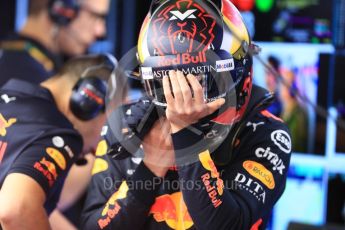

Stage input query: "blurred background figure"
[
  {"left": 0, "top": 0, "right": 109, "bottom": 87},
  {"left": 57, "top": 0, "right": 109, "bottom": 57},
  {"left": 265, "top": 55, "right": 282, "bottom": 117},
  {"left": 0, "top": 1, "right": 110, "bottom": 229},
  {"left": 279, "top": 68, "right": 308, "bottom": 153},
  {"left": 0, "top": 54, "right": 117, "bottom": 230}
]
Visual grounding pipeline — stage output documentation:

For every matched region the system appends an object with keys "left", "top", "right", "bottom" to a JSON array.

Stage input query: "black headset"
[
  {"left": 70, "top": 54, "right": 117, "bottom": 121},
  {"left": 48, "top": 0, "right": 80, "bottom": 26}
]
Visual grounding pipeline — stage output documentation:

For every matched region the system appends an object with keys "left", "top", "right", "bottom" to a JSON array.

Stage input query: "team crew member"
[
  {"left": 0, "top": 0, "right": 110, "bottom": 87},
  {"left": 0, "top": 54, "right": 122, "bottom": 230},
  {"left": 81, "top": 0, "right": 291, "bottom": 229},
  {"left": 0, "top": 1, "right": 110, "bottom": 227}
]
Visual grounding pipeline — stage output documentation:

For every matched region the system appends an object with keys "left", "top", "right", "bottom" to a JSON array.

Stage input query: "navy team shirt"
[
  {"left": 0, "top": 79, "right": 83, "bottom": 214},
  {"left": 0, "top": 34, "right": 61, "bottom": 87}
]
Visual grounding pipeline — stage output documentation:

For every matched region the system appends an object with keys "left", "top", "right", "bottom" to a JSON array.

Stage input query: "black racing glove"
[{"left": 106, "top": 96, "right": 160, "bottom": 160}]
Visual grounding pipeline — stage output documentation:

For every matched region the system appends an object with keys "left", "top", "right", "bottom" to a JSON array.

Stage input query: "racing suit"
[{"left": 81, "top": 85, "right": 291, "bottom": 230}]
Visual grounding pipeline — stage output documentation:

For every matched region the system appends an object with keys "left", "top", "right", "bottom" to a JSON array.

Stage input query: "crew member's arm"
[
  {"left": 49, "top": 210, "right": 77, "bottom": 230},
  {"left": 56, "top": 153, "right": 96, "bottom": 211},
  {"left": 81, "top": 130, "right": 170, "bottom": 230},
  {"left": 0, "top": 133, "right": 81, "bottom": 230},
  {"left": 49, "top": 154, "right": 96, "bottom": 230},
  {"left": 0, "top": 174, "right": 51, "bottom": 230}
]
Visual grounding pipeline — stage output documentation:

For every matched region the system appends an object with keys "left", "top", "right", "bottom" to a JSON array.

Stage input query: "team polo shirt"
[
  {"left": 0, "top": 34, "right": 61, "bottom": 87},
  {"left": 0, "top": 79, "right": 82, "bottom": 214}
]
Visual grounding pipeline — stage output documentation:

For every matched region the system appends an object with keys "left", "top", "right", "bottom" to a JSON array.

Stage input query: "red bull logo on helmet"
[{"left": 157, "top": 52, "right": 207, "bottom": 67}]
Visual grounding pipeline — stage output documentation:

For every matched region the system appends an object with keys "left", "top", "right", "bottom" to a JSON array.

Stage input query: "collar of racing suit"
[{"left": 211, "top": 84, "right": 275, "bottom": 166}]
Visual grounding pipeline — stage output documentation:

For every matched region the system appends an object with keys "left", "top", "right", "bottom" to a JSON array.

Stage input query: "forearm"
[
  {"left": 0, "top": 205, "right": 51, "bottom": 230},
  {"left": 178, "top": 161, "right": 244, "bottom": 230},
  {"left": 49, "top": 210, "right": 77, "bottom": 230},
  {"left": 57, "top": 154, "right": 95, "bottom": 211},
  {"left": 0, "top": 174, "right": 51, "bottom": 230},
  {"left": 172, "top": 129, "right": 243, "bottom": 230}
]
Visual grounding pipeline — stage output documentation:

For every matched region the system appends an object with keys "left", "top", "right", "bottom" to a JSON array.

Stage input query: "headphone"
[
  {"left": 48, "top": 0, "right": 80, "bottom": 26},
  {"left": 70, "top": 54, "right": 117, "bottom": 121}
]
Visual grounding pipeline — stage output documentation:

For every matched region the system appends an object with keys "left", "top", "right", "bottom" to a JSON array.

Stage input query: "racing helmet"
[{"left": 137, "top": 0, "right": 253, "bottom": 125}]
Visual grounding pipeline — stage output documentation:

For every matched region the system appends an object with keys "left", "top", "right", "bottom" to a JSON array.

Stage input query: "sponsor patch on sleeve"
[
  {"left": 234, "top": 173, "right": 266, "bottom": 204},
  {"left": 271, "top": 130, "right": 291, "bottom": 154},
  {"left": 46, "top": 147, "right": 66, "bottom": 170},
  {"left": 255, "top": 147, "right": 286, "bottom": 175},
  {"left": 243, "top": 161, "right": 275, "bottom": 189},
  {"left": 52, "top": 136, "right": 64, "bottom": 148},
  {"left": 34, "top": 157, "right": 59, "bottom": 187}
]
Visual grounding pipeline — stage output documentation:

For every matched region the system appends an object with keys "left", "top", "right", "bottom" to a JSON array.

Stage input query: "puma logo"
[
  {"left": 1, "top": 94, "right": 16, "bottom": 104},
  {"left": 246, "top": 122, "right": 265, "bottom": 132}
]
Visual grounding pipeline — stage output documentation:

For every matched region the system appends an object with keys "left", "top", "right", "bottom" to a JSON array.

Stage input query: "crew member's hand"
[
  {"left": 163, "top": 70, "right": 225, "bottom": 133},
  {"left": 142, "top": 117, "right": 174, "bottom": 178}
]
